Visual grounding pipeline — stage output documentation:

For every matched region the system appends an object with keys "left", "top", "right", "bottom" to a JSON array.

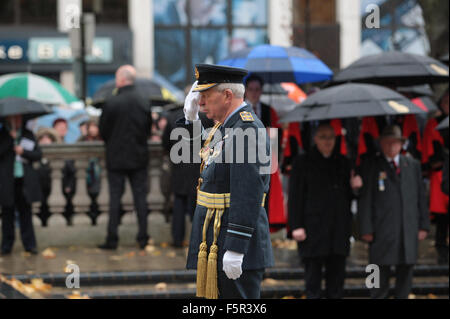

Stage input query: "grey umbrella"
[
  {"left": 280, "top": 83, "right": 427, "bottom": 123},
  {"left": 331, "top": 51, "right": 449, "bottom": 86},
  {"left": 0, "top": 97, "right": 51, "bottom": 120}
]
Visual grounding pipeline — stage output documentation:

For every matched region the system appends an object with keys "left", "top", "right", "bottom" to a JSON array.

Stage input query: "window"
[
  {"left": 360, "top": 0, "right": 430, "bottom": 56},
  {"left": 83, "top": 0, "right": 128, "bottom": 24},
  {"left": 0, "top": 0, "right": 57, "bottom": 26},
  {"left": 154, "top": 0, "right": 268, "bottom": 89}
]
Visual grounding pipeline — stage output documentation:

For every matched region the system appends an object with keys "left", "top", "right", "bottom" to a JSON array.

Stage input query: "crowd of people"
[{"left": 0, "top": 64, "right": 448, "bottom": 299}]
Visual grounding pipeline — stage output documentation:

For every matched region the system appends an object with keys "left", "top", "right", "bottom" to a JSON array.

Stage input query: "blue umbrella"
[{"left": 218, "top": 44, "right": 333, "bottom": 84}]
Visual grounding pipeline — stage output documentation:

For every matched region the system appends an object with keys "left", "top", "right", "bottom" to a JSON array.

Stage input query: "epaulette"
[{"left": 239, "top": 111, "right": 254, "bottom": 122}]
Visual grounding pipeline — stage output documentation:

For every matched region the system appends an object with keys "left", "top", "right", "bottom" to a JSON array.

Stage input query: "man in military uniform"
[{"left": 177, "top": 64, "right": 274, "bottom": 299}]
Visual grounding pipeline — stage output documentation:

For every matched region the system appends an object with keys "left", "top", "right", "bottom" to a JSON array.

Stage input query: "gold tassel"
[
  {"left": 196, "top": 241, "right": 208, "bottom": 297},
  {"left": 205, "top": 209, "right": 224, "bottom": 299},
  {"left": 196, "top": 208, "right": 214, "bottom": 298},
  {"left": 205, "top": 243, "right": 218, "bottom": 299}
]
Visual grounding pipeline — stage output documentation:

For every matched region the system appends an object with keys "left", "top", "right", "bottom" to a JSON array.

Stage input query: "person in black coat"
[
  {"left": 162, "top": 104, "right": 214, "bottom": 247},
  {"left": 0, "top": 115, "right": 42, "bottom": 255},
  {"left": 98, "top": 65, "right": 152, "bottom": 250},
  {"left": 288, "top": 123, "right": 362, "bottom": 299}
]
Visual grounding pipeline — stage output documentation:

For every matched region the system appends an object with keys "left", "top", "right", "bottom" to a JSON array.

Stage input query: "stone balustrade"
[{"left": 30, "top": 142, "right": 172, "bottom": 226}]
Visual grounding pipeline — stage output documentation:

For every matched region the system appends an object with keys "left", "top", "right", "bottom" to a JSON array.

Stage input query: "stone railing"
[{"left": 32, "top": 142, "right": 172, "bottom": 225}]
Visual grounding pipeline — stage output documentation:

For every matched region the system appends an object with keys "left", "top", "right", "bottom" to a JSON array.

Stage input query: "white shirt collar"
[{"left": 385, "top": 154, "right": 400, "bottom": 166}]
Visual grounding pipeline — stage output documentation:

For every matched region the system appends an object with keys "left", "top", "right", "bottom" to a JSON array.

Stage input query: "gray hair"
[{"left": 214, "top": 83, "right": 245, "bottom": 99}]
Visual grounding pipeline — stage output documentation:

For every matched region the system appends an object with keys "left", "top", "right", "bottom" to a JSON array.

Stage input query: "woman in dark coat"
[
  {"left": 0, "top": 115, "right": 42, "bottom": 255},
  {"left": 288, "top": 123, "right": 360, "bottom": 299}
]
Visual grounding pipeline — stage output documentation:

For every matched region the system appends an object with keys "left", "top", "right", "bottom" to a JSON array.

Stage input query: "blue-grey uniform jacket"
[{"left": 177, "top": 104, "right": 275, "bottom": 271}]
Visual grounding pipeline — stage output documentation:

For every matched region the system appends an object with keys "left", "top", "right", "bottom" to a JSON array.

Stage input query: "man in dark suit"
[
  {"left": 288, "top": 123, "right": 362, "bottom": 299},
  {"left": 179, "top": 64, "right": 274, "bottom": 299},
  {"left": 98, "top": 65, "right": 152, "bottom": 250},
  {"left": 358, "top": 125, "right": 430, "bottom": 299},
  {"left": 0, "top": 115, "right": 42, "bottom": 255}
]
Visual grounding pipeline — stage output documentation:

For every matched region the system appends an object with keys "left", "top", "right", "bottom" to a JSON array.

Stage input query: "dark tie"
[{"left": 390, "top": 160, "right": 400, "bottom": 175}]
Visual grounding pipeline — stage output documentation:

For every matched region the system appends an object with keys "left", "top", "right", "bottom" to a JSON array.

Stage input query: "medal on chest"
[{"left": 378, "top": 171, "right": 387, "bottom": 192}]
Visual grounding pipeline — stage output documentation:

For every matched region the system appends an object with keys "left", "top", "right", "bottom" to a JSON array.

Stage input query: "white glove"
[
  {"left": 184, "top": 81, "right": 200, "bottom": 121},
  {"left": 222, "top": 250, "right": 244, "bottom": 280}
]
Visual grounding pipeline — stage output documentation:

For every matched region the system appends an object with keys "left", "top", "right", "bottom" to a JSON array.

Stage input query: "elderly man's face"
[
  {"left": 380, "top": 137, "right": 403, "bottom": 159},
  {"left": 199, "top": 88, "right": 229, "bottom": 122},
  {"left": 314, "top": 126, "right": 336, "bottom": 157}
]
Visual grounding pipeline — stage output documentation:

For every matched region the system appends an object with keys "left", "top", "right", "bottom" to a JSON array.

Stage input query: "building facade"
[{"left": 5, "top": 0, "right": 419, "bottom": 96}]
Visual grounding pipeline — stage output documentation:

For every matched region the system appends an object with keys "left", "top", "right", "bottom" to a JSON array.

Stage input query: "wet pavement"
[{"left": 0, "top": 211, "right": 446, "bottom": 276}]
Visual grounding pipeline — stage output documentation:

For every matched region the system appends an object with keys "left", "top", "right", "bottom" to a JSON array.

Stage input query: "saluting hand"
[{"left": 184, "top": 81, "right": 200, "bottom": 121}]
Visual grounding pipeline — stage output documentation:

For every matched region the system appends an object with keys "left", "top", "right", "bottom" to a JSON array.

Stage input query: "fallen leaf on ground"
[
  {"left": 67, "top": 291, "right": 90, "bottom": 299},
  {"left": 125, "top": 251, "right": 136, "bottom": 258},
  {"left": 155, "top": 282, "right": 167, "bottom": 291},
  {"left": 139, "top": 250, "right": 146, "bottom": 257},
  {"left": 166, "top": 251, "right": 176, "bottom": 258},
  {"left": 151, "top": 250, "right": 162, "bottom": 257},
  {"left": 42, "top": 248, "right": 56, "bottom": 259},
  {"left": 109, "top": 255, "right": 124, "bottom": 261},
  {"left": 187, "top": 283, "right": 196, "bottom": 289},
  {"left": 282, "top": 295, "right": 296, "bottom": 299},
  {"left": 30, "top": 278, "right": 52, "bottom": 292},
  {"left": 145, "top": 245, "right": 156, "bottom": 253},
  {"left": 160, "top": 242, "right": 169, "bottom": 249},
  {"left": 262, "top": 278, "right": 279, "bottom": 286}
]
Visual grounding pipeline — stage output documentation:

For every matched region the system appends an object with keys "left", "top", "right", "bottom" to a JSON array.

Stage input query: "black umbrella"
[
  {"left": 92, "top": 78, "right": 182, "bottom": 108},
  {"left": 0, "top": 97, "right": 51, "bottom": 120},
  {"left": 440, "top": 53, "right": 449, "bottom": 66},
  {"left": 280, "top": 83, "right": 427, "bottom": 123},
  {"left": 396, "top": 84, "right": 434, "bottom": 98},
  {"left": 437, "top": 116, "right": 449, "bottom": 130},
  {"left": 331, "top": 51, "right": 449, "bottom": 86}
]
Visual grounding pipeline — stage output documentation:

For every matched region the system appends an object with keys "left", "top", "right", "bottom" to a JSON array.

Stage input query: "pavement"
[{"left": 0, "top": 211, "right": 443, "bottom": 275}]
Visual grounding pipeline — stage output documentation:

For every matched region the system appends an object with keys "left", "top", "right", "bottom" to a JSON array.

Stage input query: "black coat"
[
  {"left": 0, "top": 126, "right": 42, "bottom": 206},
  {"left": 358, "top": 154, "right": 430, "bottom": 265},
  {"left": 162, "top": 106, "right": 213, "bottom": 196},
  {"left": 288, "top": 147, "right": 354, "bottom": 258},
  {"left": 99, "top": 85, "right": 152, "bottom": 171}
]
